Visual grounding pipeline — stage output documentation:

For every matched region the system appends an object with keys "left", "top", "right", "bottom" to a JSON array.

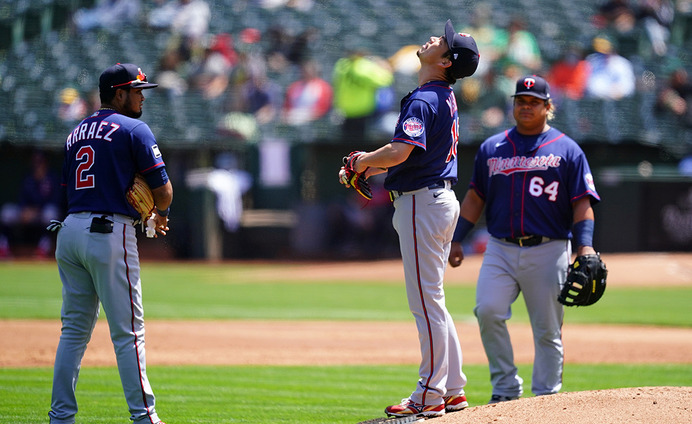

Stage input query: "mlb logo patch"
[{"left": 403, "top": 117, "right": 424, "bottom": 137}]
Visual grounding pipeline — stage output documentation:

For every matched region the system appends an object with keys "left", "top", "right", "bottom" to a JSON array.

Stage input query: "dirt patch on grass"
[{"left": 434, "top": 386, "right": 692, "bottom": 424}]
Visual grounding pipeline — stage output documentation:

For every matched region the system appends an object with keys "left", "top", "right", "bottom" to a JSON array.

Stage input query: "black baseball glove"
[{"left": 558, "top": 253, "right": 608, "bottom": 306}]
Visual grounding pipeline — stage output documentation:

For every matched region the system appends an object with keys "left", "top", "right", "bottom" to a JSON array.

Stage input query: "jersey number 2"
[
  {"left": 529, "top": 176, "right": 559, "bottom": 201},
  {"left": 75, "top": 146, "right": 95, "bottom": 190}
]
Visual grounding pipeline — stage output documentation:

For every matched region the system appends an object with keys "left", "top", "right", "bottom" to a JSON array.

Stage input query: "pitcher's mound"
[{"left": 436, "top": 386, "right": 691, "bottom": 424}]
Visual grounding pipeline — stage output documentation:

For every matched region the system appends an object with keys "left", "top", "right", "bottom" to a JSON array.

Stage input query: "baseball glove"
[
  {"left": 558, "top": 253, "right": 608, "bottom": 306},
  {"left": 339, "top": 151, "right": 372, "bottom": 200},
  {"left": 126, "top": 174, "right": 156, "bottom": 222}
]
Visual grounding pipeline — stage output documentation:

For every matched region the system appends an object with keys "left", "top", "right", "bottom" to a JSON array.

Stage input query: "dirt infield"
[
  {"left": 251, "top": 252, "right": 692, "bottom": 287},
  {"left": 3, "top": 319, "right": 691, "bottom": 368},
  {"left": 3, "top": 253, "right": 692, "bottom": 368}
]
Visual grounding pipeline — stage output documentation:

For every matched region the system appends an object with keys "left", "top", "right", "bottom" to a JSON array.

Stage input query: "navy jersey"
[
  {"left": 61, "top": 109, "right": 165, "bottom": 219},
  {"left": 470, "top": 127, "right": 600, "bottom": 240},
  {"left": 385, "top": 81, "right": 460, "bottom": 192}
]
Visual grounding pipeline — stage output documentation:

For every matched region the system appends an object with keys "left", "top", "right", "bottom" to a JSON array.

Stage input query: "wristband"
[
  {"left": 156, "top": 207, "right": 170, "bottom": 217},
  {"left": 452, "top": 216, "right": 475, "bottom": 243},
  {"left": 572, "top": 219, "right": 594, "bottom": 247}
]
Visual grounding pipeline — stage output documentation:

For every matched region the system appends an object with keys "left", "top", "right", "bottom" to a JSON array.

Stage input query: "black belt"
[
  {"left": 71, "top": 212, "right": 136, "bottom": 226},
  {"left": 503, "top": 235, "right": 549, "bottom": 247},
  {"left": 389, "top": 180, "right": 452, "bottom": 201}
]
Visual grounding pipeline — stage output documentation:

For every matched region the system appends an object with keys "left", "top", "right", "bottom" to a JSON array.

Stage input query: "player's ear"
[
  {"left": 115, "top": 88, "right": 127, "bottom": 102},
  {"left": 440, "top": 57, "right": 452, "bottom": 69}
]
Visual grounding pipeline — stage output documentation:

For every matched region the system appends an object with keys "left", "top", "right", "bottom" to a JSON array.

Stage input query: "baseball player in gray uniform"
[
  {"left": 344, "top": 20, "right": 479, "bottom": 418},
  {"left": 449, "top": 75, "right": 600, "bottom": 403},
  {"left": 48, "top": 63, "right": 172, "bottom": 424}
]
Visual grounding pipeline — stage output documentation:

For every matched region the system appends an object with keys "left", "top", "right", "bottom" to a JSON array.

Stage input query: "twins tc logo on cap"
[
  {"left": 513, "top": 75, "right": 550, "bottom": 100},
  {"left": 523, "top": 78, "right": 536, "bottom": 90}
]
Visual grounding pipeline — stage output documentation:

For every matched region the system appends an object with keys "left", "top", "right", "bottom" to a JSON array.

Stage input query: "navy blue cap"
[
  {"left": 99, "top": 63, "right": 158, "bottom": 91},
  {"left": 444, "top": 19, "right": 480, "bottom": 79},
  {"left": 513, "top": 75, "right": 550, "bottom": 100}
]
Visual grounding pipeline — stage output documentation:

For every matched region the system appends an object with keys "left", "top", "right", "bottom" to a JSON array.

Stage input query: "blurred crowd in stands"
[
  {"left": 2, "top": 0, "right": 692, "bottom": 259},
  {"left": 49, "top": 0, "right": 692, "bottom": 147}
]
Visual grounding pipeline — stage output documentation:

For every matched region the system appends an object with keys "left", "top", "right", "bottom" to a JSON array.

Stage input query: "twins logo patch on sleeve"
[
  {"left": 403, "top": 117, "right": 424, "bottom": 138},
  {"left": 585, "top": 173, "right": 596, "bottom": 191}
]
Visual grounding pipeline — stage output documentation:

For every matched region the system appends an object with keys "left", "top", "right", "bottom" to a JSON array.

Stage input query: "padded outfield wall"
[{"left": 1, "top": 141, "right": 691, "bottom": 259}]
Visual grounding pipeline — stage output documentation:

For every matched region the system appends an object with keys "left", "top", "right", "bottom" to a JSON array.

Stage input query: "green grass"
[
  {"left": 1, "top": 261, "right": 691, "bottom": 423},
  {"left": 2, "top": 262, "right": 692, "bottom": 326},
  {"left": 2, "top": 364, "right": 691, "bottom": 424}
]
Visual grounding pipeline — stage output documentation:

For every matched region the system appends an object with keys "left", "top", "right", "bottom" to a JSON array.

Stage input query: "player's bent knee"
[{"left": 474, "top": 303, "right": 511, "bottom": 323}]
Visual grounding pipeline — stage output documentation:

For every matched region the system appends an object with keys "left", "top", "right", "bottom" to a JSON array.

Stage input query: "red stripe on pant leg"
[
  {"left": 123, "top": 225, "right": 154, "bottom": 423},
  {"left": 411, "top": 195, "right": 434, "bottom": 404}
]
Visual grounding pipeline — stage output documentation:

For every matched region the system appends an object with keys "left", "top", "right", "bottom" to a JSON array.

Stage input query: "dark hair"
[
  {"left": 99, "top": 86, "right": 128, "bottom": 105},
  {"left": 99, "top": 88, "right": 116, "bottom": 105},
  {"left": 441, "top": 49, "right": 457, "bottom": 85}
]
